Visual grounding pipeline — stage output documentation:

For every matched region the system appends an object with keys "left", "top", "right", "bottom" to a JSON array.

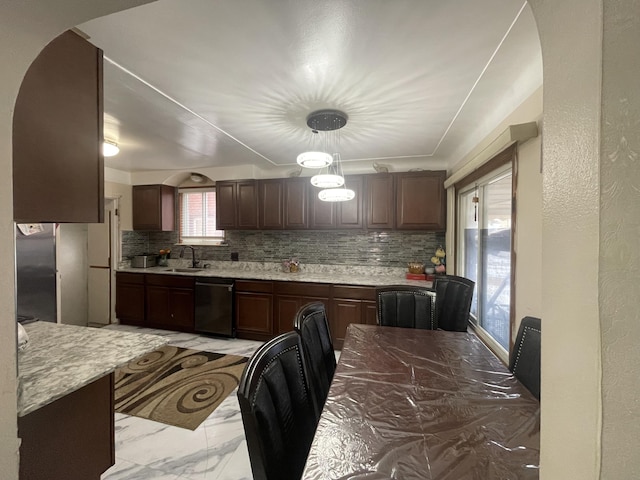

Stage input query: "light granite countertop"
[
  {"left": 18, "top": 322, "right": 167, "bottom": 416},
  {"left": 117, "top": 261, "right": 433, "bottom": 288}
]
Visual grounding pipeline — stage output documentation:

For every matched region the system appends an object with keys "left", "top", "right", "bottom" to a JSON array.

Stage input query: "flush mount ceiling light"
[
  {"left": 297, "top": 109, "right": 348, "bottom": 169},
  {"left": 102, "top": 140, "right": 119, "bottom": 157},
  {"left": 190, "top": 173, "right": 205, "bottom": 183}
]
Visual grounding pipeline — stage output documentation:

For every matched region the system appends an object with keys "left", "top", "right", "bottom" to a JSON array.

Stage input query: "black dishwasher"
[{"left": 194, "top": 278, "right": 235, "bottom": 337}]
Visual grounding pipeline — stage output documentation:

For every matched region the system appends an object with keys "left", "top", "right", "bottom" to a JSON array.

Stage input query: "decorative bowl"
[{"left": 407, "top": 262, "right": 425, "bottom": 274}]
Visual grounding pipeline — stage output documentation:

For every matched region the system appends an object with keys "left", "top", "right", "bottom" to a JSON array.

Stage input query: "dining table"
[{"left": 302, "top": 324, "right": 540, "bottom": 479}]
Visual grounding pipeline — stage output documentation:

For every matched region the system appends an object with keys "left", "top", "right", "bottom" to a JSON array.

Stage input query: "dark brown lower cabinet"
[
  {"left": 331, "top": 286, "right": 377, "bottom": 349},
  {"left": 145, "top": 275, "right": 195, "bottom": 331},
  {"left": 273, "top": 281, "right": 331, "bottom": 335},
  {"left": 115, "top": 272, "right": 145, "bottom": 326},
  {"left": 19, "top": 373, "right": 114, "bottom": 480},
  {"left": 235, "top": 280, "right": 274, "bottom": 341}
]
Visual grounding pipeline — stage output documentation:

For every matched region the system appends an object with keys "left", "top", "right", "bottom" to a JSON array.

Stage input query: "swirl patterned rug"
[{"left": 114, "top": 345, "right": 248, "bottom": 430}]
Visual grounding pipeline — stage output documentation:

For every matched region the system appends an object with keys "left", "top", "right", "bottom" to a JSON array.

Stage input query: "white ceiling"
[{"left": 79, "top": 0, "right": 542, "bottom": 176}]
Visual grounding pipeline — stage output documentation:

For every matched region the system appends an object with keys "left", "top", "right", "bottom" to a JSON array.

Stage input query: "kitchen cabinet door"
[
  {"left": 13, "top": 30, "right": 104, "bottom": 223},
  {"left": 337, "top": 175, "right": 364, "bottom": 229},
  {"left": 236, "top": 292, "right": 273, "bottom": 340},
  {"left": 309, "top": 188, "right": 336, "bottom": 229},
  {"left": 395, "top": 171, "right": 446, "bottom": 230},
  {"left": 216, "top": 181, "right": 237, "bottom": 229},
  {"left": 215, "top": 180, "right": 259, "bottom": 229},
  {"left": 237, "top": 181, "right": 259, "bottom": 229},
  {"left": 259, "top": 179, "right": 285, "bottom": 229},
  {"left": 115, "top": 273, "right": 145, "bottom": 326},
  {"left": 235, "top": 280, "right": 274, "bottom": 340},
  {"left": 366, "top": 174, "right": 395, "bottom": 229},
  {"left": 331, "top": 285, "right": 377, "bottom": 348},
  {"left": 274, "top": 294, "right": 330, "bottom": 335},
  {"left": 132, "top": 185, "right": 176, "bottom": 231},
  {"left": 145, "top": 275, "right": 195, "bottom": 331},
  {"left": 284, "top": 178, "right": 309, "bottom": 229},
  {"left": 330, "top": 298, "right": 362, "bottom": 350}
]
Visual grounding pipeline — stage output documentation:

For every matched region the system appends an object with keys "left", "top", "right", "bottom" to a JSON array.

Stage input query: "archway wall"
[
  {"left": 599, "top": 1, "right": 640, "bottom": 477},
  {"left": 0, "top": 2, "right": 154, "bottom": 478},
  {"left": 529, "top": 0, "right": 604, "bottom": 478},
  {"left": 6, "top": 1, "right": 640, "bottom": 479}
]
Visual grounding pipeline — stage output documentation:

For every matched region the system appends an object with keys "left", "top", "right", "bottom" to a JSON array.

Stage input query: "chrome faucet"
[{"left": 179, "top": 245, "right": 199, "bottom": 268}]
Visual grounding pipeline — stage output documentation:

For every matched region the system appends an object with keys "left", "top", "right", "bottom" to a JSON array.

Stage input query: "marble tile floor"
[{"left": 100, "top": 324, "right": 264, "bottom": 480}]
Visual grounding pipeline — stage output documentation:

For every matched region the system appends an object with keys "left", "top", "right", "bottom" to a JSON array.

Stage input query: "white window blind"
[{"left": 179, "top": 188, "right": 224, "bottom": 242}]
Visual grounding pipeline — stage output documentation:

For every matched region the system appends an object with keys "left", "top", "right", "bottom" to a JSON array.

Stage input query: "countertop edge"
[{"left": 18, "top": 323, "right": 169, "bottom": 417}]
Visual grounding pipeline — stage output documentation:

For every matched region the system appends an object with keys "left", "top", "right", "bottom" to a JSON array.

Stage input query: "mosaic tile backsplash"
[{"left": 122, "top": 230, "right": 445, "bottom": 268}]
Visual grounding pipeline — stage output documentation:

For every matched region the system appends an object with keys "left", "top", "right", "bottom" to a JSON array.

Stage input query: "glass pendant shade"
[
  {"left": 311, "top": 173, "right": 344, "bottom": 188},
  {"left": 318, "top": 188, "right": 355, "bottom": 202},
  {"left": 296, "top": 151, "right": 333, "bottom": 168}
]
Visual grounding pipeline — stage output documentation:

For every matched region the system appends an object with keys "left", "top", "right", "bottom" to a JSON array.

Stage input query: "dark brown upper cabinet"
[
  {"left": 395, "top": 171, "right": 446, "bottom": 230},
  {"left": 366, "top": 173, "right": 395, "bottom": 230},
  {"left": 258, "top": 179, "right": 285, "bottom": 229},
  {"left": 215, "top": 180, "right": 259, "bottom": 230},
  {"left": 284, "top": 177, "right": 309, "bottom": 229},
  {"left": 13, "top": 30, "right": 104, "bottom": 223},
  {"left": 337, "top": 175, "right": 364, "bottom": 229},
  {"left": 309, "top": 175, "right": 364, "bottom": 230},
  {"left": 308, "top": 184, "right": 336, "bottom": 229},
  {"left": 132, "top": 185, "right": 176, "bottom": 231}
]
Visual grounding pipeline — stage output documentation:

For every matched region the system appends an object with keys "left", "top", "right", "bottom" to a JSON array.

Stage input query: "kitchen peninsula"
[{"left": 17, "top": 321, "right": 167, "bottom": 480}]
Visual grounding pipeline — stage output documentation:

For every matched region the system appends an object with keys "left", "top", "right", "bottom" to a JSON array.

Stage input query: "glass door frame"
[{"left": 453, "top": 145, "right": 517, "bottom": 363}]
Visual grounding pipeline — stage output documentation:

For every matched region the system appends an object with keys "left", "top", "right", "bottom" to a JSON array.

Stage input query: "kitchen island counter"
[{"left": 18, "top": 321, "right": 167, "bottom": 416}]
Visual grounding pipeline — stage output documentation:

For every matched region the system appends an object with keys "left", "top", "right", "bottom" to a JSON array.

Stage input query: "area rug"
[{"left": 114, "top": 345, "right": 248, "bottom": 430}]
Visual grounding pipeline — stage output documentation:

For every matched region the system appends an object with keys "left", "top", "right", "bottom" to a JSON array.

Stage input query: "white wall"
[
  {"left": 0, "top": 2, "right": 153, "bottom": 478},
  {"left": 105, "top": 180, "right": 133, "bottom": 231},
  {"left": 513, "top": 134, "right": 542, "bottom": 334},
  {"left": 3, "top": 2, "right": 640, "bottom": 479},
  {"left": 57, "top": 224, "right": 89, "bottom": 326},
  {"left": 529, "top": 0, "right": 603, "bottom": 478},
  {"left": 599, "top": 1, "right": 640, "bottom": 476}
]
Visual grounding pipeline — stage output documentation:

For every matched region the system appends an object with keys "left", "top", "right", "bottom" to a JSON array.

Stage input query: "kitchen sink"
[{"left": 163, "top": 268, "right": 205, "bottom": 273}]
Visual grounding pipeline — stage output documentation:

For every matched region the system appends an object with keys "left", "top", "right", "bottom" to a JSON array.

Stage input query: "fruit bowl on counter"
[{"left": 407, "top": 262, "right": 425, "bottom": 274}]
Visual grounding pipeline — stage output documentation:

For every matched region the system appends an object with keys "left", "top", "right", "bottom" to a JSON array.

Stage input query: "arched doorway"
[{"left": 2, "top": 1, "right": 628, "bottom": 478}]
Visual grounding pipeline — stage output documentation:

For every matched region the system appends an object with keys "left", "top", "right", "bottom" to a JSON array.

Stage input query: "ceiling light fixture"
[
  {"left": 311, "top": 159, "right": 345, "bottom": 188},
  {"left": 317, "top": 153, "right": 355, "bottom": 202},
  {"left": 297, "top": 109, "right": 348, "bottom": 169},
  {"left": 190, "top": 173, "right": 205, "bottom": 183},
  {"left": 103, "top": 140, "right": 119, "bottom": 157}
]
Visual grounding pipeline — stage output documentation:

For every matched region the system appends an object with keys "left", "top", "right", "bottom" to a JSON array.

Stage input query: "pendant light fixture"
[
  {"left": 297, "top": 109, "right": 347, "bottom": 170},
  {"left": 315, "top": 153, "right": 355, "bottom": 201},
  {"left": 298, "top": 110, "right": 354, "bottom": 201},
  {"left": 311, "top": 158, "right": 345, "bottom": 188}
]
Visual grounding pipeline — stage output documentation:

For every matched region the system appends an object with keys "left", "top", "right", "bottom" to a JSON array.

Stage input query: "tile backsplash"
[{"left": 122, "top": 230, "right": 445, "bottom": 268}]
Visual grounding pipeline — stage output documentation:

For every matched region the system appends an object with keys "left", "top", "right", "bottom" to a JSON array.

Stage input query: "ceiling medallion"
[
  {"left": 306, "top": 109, "right": 348, "bottom": 132},
  {"left": 297, "top": 109, "right": 348, "bottom": 169}
]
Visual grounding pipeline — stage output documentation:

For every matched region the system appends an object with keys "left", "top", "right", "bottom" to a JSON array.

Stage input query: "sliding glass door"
[{"left": 458, "top": 166, "right": 512, "bottom": 353}]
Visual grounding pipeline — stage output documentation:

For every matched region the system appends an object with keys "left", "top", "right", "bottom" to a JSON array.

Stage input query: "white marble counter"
[
  {"left": 18, "top": 322, "right": 168, "bottom": 416},
  {"left": 118, "top": 261, "right": 433, "bottom": 288}
]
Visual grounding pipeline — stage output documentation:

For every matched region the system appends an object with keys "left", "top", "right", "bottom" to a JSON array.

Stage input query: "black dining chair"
[
  {"left": 509, "top": 316, "right": 541, "bottom": 400},
  {"left": 376, "top": 285, "right": 437, "bottom": 329},
  {"left": 294, "top": 301, "right": 336, "bottom": 412},
  {"left": 237, "top": 331, "right": 319, "bottom": 480},
  {"left": 431, "top": 275, "right": 475, "bottom": 331}
]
